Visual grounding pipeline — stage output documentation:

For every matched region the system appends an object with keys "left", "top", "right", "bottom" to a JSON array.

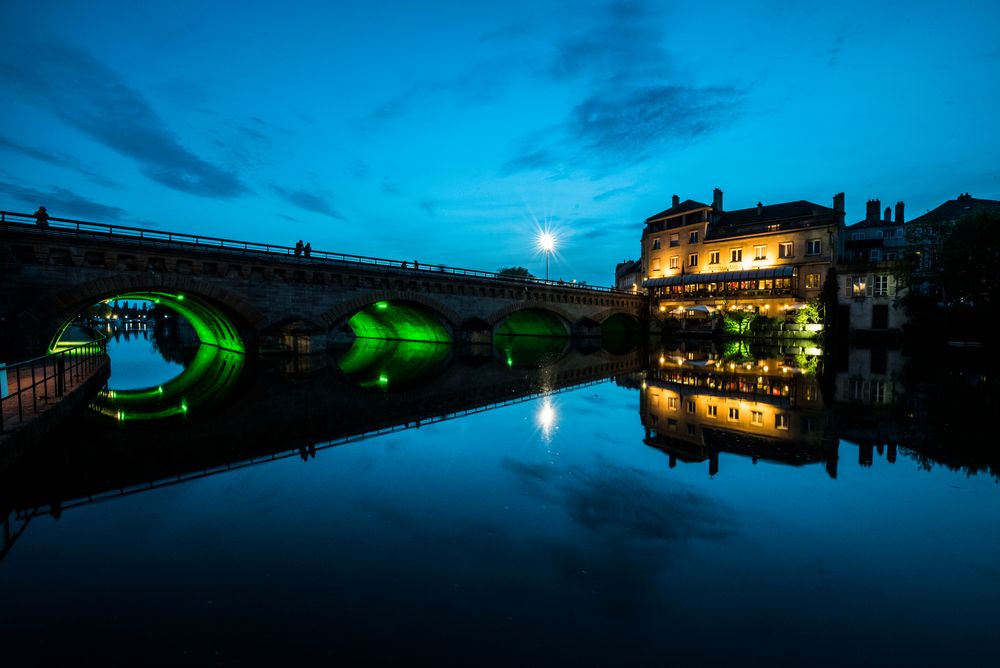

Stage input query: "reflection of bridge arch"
[
  {"left": 40, "top": 276, "right": 262, "bottom": 352},
  {"left": 486, "top": 303, "right": 574, "bottom": 337}
]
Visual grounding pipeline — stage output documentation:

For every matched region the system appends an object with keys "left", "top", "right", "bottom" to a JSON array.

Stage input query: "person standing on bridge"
[
  {"left": 294, "top": 240, "right": 303, "bottom": 256},
  {"left": 303, "top": 242, "right": 312, "bottom": 257},
  {"left": 34, "top": 206, "right": 49, "bottom": 227}
]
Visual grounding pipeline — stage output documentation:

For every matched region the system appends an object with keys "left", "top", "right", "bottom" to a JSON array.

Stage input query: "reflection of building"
[
  {"left": 838, "top": 199, "right": 908, "bottom": 335},
  {"left": 640, "top": 189, "right": 844, "bottom": 318},
  {"left": 638, "top": 343, "right": 837, "bottom": 477}
]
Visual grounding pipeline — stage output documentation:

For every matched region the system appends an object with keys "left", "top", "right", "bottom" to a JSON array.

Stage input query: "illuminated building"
[{"left": 640, "top": 188, "right": 845, "bottom": 320}]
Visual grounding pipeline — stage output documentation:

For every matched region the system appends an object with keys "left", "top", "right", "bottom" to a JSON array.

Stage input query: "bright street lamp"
[{"left": 538, "top": 232, "right": 556, "bottom": 281}]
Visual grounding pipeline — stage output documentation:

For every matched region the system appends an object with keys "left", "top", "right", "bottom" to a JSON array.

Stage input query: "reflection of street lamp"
[{"left": 538, "top": 232, "right": 556, "bottom": 280}]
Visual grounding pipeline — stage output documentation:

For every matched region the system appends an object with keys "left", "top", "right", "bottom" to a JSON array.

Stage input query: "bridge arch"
[
  {"left": 486, "top": 303, "right": 574, "bottom": 338},
  {"left": 318, "top": 292, "right": 459, "bottom": 343},
  {"left": 41, "top": 276, "right": 263, "bottom": 353}
]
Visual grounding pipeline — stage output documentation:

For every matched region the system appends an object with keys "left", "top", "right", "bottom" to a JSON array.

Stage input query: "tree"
[
  {"left": 932, "top": 207, "right": 1000, "bottom": 309},
  {"left": 497, "top": 266, "right": 533, "bottom": 279}
]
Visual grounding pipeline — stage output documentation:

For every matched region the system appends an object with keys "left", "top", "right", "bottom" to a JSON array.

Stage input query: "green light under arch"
[
  {"left": 493, "top": 333, "right": 570, "bottom": 369},
  {"left": 50, "top": 291, "right": 245, "bottom": 353},
  {"left": 346, "top": 301, "right": 451, "bottom": 343}
]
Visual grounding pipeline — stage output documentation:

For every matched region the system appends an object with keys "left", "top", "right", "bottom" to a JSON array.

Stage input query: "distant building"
[
  {"left": 904, "top": 193, "right": 1000, "bottom": 299},
  {"left": 837, "top": 198, "right": 909, "bottom": 335},
  {"left": 614, "top": 259, "right": 642, "bottom": 292},
  {"left": 640, "top": 188, "right": 844, "bottom": 318}
]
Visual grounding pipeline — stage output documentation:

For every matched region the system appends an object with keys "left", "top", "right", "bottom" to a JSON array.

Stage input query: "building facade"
[
  {"left": 837, "top": 198, "right": 909, "bottom": 334},
  {"left": 640, "top": 189, "right": 845, "bottom": 319}
]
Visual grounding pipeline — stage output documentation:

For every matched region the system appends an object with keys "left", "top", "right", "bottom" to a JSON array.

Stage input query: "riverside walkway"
[{"left": 1, "top": 340, "right": 109, "bottom": 469}]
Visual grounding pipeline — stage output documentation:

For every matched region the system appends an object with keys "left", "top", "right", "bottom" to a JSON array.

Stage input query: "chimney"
[
  {"left": 712, "top": 188, "right": 723, "bottom": 211},
  {"left": 757, "top": 201, "right": 763, "bottom": 216},
  {"left": 895, "top": 201, "right": 905, "bottom": 224},
  {"left": 866, "top": 199, "right": 881, "bottom": 223},
  {"left": 884, "top": 207, "right": 892, "bottom": 222},
  {"left": 672, "top": 194, "right": 680, "bottom": 207},
  {"left": 833, "top": 192, "right": 845, "bottom": 213}
]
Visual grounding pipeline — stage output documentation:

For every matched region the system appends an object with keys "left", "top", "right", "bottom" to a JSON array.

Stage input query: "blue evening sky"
[{"left": 2, "top": 0, "right": 998, "bottom": 285}]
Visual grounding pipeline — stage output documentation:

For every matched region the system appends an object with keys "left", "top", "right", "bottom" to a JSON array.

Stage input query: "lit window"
[
  {"left": 775, "top": 414, "right": 789, "bottom": 430},
  {"left": 668, "top": 396, "right": 678, "bottom": 410},
  {"left": 728, "top": 407, "right": 739, "bottom": 421},
  {"left": 669, "top": 256, "right": 679, "bottom": 269},
  {"left": 652, "top": 239, "right": 661, "bottom": 250},
  {"left": 851, "top": 276, "right": 867, "bottom": 297},
  {"left": 707, "top": 405, "right": 717, "bottom": 418},
  {"left": 652, "top": 258, "right": 661, "bottom": 272},
  {"left": 806, "top": 239, "right": 822, "bottom": 255},
  {"left": 709, "top": 251, "right": 720, "bottom": 264},
  {"left": 751, "top": 410, "right": 763, "bottom": 425},
  {"left": 686, "top": 400, "right": 695, "bottom": 413},
  {"left": 689, "top": 231, "right": 699, "bottom": 243},
  {"left": 753, "top": 245, "right": 767, "bottom": 260},
  {"left": 779, "top": 242, "right": 793, "bottom": 258},
  {"left": 688, "top": 254, "right": 698, "bottom": 267},
  {"left": 731, "top": 248, "right": 742, "bottom": 262},
  {"left": 806, "top": 273, "right": 821, "bottom": 289}
]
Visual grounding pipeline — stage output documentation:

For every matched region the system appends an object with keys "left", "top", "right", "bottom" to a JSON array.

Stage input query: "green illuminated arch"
[
  {"left": 90, "top": 344, "right": 245, "bottom": 421},
  {"left": 600, "top": 313, "right": 641, "bottom": 336},
  {"left": 50, "top": 291, "right": 245, "bottom": 353},
  {"left": 345, "top": 301, "right": 451, "bottom": 343},
  {"left": 494, "top": 309, "right": 570, "bottom": 338},
  {"left": 337, "top": 337, "right": 451, "bottom": 390}
]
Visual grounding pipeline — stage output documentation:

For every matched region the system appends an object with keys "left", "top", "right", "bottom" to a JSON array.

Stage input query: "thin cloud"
[
  {"left": 0, "top": 181, "right": 126, "bottom": 220},
  {"left": 502, "top": 1, "right": 744, "bottom": 176},
  {"left": 0, "top": 43, "right": 247, "bottom": 199},
  {"left": 0, "top": 136, "right": 119, "bottom": 188},
  {"left": 272, "top": 185, "right": 344, "bottom": 219}
]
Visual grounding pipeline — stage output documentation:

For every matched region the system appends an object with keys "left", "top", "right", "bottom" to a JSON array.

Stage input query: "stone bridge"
[{"left": 0, "top": 212, "right": 647, "bottom": 355}]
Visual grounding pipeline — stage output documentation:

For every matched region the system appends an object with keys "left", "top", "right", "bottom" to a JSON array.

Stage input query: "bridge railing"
[
  {"left": 1, "top": 211, "right": 637, "bottom": 295},
  {"left": 1, "top": 337, "right": 109, "bottom": 435}
]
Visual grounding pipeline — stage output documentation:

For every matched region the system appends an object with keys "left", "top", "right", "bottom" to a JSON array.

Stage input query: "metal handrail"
[
  {"left": 0, "top": 210, "right": 635, "bottom": 295},
  {"left": 1, "top": 335, "right": 109, "bottom": 434}
]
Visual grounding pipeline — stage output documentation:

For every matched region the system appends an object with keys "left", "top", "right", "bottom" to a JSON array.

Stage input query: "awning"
[{"left": 644, "top": 265, "right": 796, "bottom": 288}]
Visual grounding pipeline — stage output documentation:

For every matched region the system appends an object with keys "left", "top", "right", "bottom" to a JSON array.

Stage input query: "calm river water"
[{"left": 1, "top": 326, "right": 997, "bottom": 665}]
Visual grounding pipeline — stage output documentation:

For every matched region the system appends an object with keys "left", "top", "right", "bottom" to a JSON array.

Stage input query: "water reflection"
[{"left": 2, "top": 334, "right": 998, "bottom": 664}]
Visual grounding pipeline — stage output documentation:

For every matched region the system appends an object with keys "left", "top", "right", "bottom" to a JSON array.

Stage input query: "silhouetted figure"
[
  {"left": 414, "top": 260, "right": 419, "bottom": 270},
  {"left": 294, "top": 240, "right": 303, "bottom": 256},
  {"left": 34, "top": 206, "right": 49, "bottom": 227},
  {"left": 303, "top": 242, "right": 312, "bottom": 257}
]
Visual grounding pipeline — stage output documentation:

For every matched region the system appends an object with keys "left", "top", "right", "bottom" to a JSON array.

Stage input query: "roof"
[
  {"left": 847, "top": 218, "right": 905, "bottom": 230},
  {"left": 715, "top": 201, "right": 836, "bottom": 227},
  {"left": 906, "top": 195, "right": 1000, "bottom": 227},
  {"left": 644, "top": 265, "right": 795, "bottom": 287},
  {"left": 645, "top": 199, "right": 710, "bottom": 223}
]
